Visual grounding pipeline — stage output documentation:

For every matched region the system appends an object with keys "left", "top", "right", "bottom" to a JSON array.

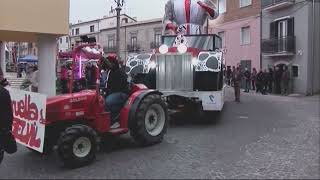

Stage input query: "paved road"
[{"left": 0, "top": 87, "right": 319, "bottom": 179}]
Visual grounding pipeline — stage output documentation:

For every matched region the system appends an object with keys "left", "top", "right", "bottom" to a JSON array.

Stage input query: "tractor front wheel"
[
  {"left": 57, "top": 125, "right": 99, "bottom": 168},
  {"left": 130, "top": 94, "right": 168, "bottom": 146}
]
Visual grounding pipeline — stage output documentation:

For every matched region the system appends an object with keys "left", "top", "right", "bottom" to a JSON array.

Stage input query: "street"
[{"left": 0, "top": 87, "right": 319, "bottom": 179}]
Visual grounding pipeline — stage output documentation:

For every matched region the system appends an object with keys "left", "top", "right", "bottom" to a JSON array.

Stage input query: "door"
[{"left": 240, "top": 60, "right": 252, "bottom": 89}]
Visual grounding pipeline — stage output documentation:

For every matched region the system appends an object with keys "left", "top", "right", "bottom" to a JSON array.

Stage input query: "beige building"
[
  {"left": 0, "top": 0, "right": 69, "bottom": 96},
  {"left": 61, "top": 14, "right": 163, "bottom": 62},
  {"left": 99, "top": 18, "right": 163, "bottom": 61}
]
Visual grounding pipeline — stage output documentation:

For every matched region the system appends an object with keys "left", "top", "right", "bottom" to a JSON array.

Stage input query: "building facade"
[
  {"left": 209, "top": 0, "right": 261, "bottom": 71},
  {"left": 261, "top": 0, "right": 320, "bottom": 95},
  {"left": 58, "top": 14, "right": 163, "bottom": 62},
  {"left": 99, "top": 18, "right": 163, "bottom": 61},
  {"left": 58, "top": 14, "right": 137, "bottom": 53}
]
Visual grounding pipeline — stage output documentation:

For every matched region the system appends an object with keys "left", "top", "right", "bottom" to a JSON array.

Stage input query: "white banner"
[{"left": 6, "top": 88, "right": 47, "bottom": 153}]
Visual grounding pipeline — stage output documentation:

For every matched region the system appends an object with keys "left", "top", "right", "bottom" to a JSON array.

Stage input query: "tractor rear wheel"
[
  {"left": 130, "top": 94, "right": 168, "bottom": 146},
  {"left": 57, "top": 124, "right": 99, "bottom": 168}
]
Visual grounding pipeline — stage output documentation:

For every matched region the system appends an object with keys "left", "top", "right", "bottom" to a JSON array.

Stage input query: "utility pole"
[{"left": 113, "top": 0, "right": 124, "bottom": 61}]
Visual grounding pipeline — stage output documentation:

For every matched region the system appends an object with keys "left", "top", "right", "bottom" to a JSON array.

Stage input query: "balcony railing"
[
  {"left": 262, "top": 0, "right": 295, "bottom": 11},
  {"left": 103, "top": 47, "right": 116, "bottom": 53},
  {"left": 262, "top": 36, "right": 296, "bottom": 56},
  {"left": 150, "top": 42, "right": 161, "bottom": 49},
  {"left": 127, "top": 44, "right": 141, "bottom": 53}
]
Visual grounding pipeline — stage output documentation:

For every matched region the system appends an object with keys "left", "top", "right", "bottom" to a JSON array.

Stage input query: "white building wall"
[{"left": 58, "top": 36, "right": 69, "bottom": 52}]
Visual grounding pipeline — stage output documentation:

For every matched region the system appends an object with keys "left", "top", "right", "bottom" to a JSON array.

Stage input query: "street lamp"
[{"left": 113, "top": 0, "right": 124, "bottom": 61}]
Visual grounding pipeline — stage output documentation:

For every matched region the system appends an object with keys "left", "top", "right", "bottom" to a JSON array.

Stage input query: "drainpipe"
[
  {"left": 310, "top": 0, "right": 315, "bottom": 95},
  {"left": 260, "top": 7, "right": 263, "bottom": 70}
]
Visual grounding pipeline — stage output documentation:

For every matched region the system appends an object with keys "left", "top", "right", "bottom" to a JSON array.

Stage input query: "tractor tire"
[
  {"left": 130, "top": 94, "right": 168, "bottom": 146},
  {"left": 57, "top": 124, "right": 99, "bottom": 168}
]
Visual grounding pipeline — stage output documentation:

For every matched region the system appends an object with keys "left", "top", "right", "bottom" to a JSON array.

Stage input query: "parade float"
[{"left": 126, "top": 0, "right": 225, "bottom": 122}]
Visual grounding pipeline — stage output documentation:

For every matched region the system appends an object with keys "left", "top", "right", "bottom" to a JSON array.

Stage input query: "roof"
[
  {"left": 70, "top": 14, "right": 137, "bottom": 27},
  {"left": 100, "top": 18, "right": 163, "bottom": 31}
]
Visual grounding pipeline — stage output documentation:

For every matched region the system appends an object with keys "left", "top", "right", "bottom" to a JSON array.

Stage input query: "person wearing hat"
[
  {"left": 0, "top": 67, "right": 17, "bottom": 165},
  {"left": 104, "top": 55, "right": 129, "bottom": 128}
]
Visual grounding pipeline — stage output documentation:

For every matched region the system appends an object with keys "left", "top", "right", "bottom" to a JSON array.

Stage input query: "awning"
[{"left": 18, "top": 54, "right": 38, "bottom": 63}]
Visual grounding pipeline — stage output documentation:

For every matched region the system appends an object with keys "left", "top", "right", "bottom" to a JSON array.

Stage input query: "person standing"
[
  {"left": 256, "top": 69, "right": 266, "bottom": 95},
  {"left": 0, "top": 68, "right": 17, "bottom": 165},
  {"left": 30, "top": 65, "right": 39, "bottom": 92},
  {"left": 60, "top": 64, "right": 68, "bottom": 94},
  {"left": 274, "top": 66, "right": 282, "bottom": 94},
  {"left": 243, "top": 68, "right": 251, "bottom": 93},
  {"left": 281, "top": 66, "right": 290, "bottom": 96},
  {"left": 232, "top": 66, "right": 242, "bottom": 102},
  {"left": 251, "top": 68, "right": 257, "bottom": 91},
  {"left": 231, "top": 66, "right": 236, "bottom": 87},
  {"left": 267, "top": 68, "right": 274, "bottom": 93},
  {"left": 226, "top": 66, "right": 232, "bottom": 86},
  {"left": 262, "top": 69, "right": 269, "bottom": 94}
]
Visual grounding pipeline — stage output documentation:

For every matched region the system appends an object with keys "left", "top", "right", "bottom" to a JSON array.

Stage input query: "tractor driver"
[{"left": 104, "top": 55, "right": 129, "bottom": 128}]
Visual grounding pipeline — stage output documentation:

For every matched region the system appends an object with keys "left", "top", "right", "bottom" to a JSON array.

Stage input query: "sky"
[{"left": 70, "top": 0, "right": 168, "bottom": 23}]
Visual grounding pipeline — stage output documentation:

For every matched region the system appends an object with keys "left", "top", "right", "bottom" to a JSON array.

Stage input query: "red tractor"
[{"left": 42, "top": 44, "right": 168, "bottom": 168}]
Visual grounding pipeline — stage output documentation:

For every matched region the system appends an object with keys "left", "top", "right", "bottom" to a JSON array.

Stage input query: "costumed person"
[
  {"left": 104, "top": 55, "right": 129, "bottom": 128},
  {"left": 163, "top": 0, "right": 219, "bottom": 35},
  {"left": 0, "top": 68, "right": 17, "bottom": 165},
  {"left": 243, "top": 67, "right": 251, "bottom": 93},
  {"left": 232, "top": 66, "right": 242, "bottom": 102}
]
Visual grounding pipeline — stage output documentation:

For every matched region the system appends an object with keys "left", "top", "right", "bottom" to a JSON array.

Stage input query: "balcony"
[
  {"left": 127, "top": 44, "right": 141, "bottom": 53},
  {"left": 262, "top": 0, "right": 295, "bottom": 11},
  {"left": 103, "top": 46, "right": 116, "bottom": 53},
  {"left": 262, "top": 36, "right": 296, "bottom": 57},
  {"left": 150, "top": 42, "right": 161, "bottom": 49}
]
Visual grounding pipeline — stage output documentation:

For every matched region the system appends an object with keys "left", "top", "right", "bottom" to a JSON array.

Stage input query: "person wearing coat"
[
  {"left": 0, "top": 68, "right": 17, "bottom": 165},
  {"left": 232, "top": 67, "right": 242, "bottom": 102}
]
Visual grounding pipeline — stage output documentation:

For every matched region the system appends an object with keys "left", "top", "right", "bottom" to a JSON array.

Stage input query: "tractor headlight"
[
  {"left": 148, "top": 61, "right": 157, "bottom": 69},
  {"left": 192, "top": 57, "right": 199, "bottom": 66},
  {"left": 159, "top": 44, "right": 169, "bottom": 54},
  {"left": 177, "top": 44, "right": 188, "bottom": 54}
]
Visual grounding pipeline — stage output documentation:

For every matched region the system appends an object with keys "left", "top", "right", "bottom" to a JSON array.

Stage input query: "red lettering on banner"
[
  {"left": 12, "top": 117, "right": 41, "bottom": 148},
  {"left": 12, "top": 94, "right": 39, "bottom": 121}
]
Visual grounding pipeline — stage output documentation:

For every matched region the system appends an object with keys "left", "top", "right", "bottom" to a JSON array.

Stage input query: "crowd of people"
[{"left": 225, "top": 65, "right": 291, "bottom": 102}]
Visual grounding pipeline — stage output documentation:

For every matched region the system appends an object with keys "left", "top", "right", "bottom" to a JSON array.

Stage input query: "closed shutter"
[
  {"left": 287, "top": 17, "right": 294, "bottom": 37},
  {"left": 270, "top": 22, "right": 276, "bottom": 38}
]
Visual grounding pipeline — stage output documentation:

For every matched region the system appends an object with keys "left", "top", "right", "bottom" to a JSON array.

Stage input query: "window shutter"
[
  {"left": 270, "top": 22, "right": 276, "bottom": 38},
  {"left": 287, "top": 17, "right": 294, "bottom": 37}
]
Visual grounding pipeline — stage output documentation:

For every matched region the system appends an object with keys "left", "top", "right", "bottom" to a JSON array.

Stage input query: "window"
[
  {"left": 75, "top": 28, "right": 79, "bottom": 35},
  {"left": 218, "top": 31, "right": 225, "bottom": 47},
  {"left": 66, "top": 37, "right": 69, "bottom": 43},
  {"left": 270, "top": 18, "right": 294, "bottom": 38},
  {"left": 72, "top": 29, "right": 74, "bottom": 36},
  {"left": 59, "top": 38, "right": 62, "bottom": 44},
  {"left": 292, "top": 65, "right": 299, "bottom": 78},
  {"left": 108, "top": 39, "right": 115, "bottom": 50},
  {"left": 241, "top": 26, "right": 251, "bottom": 45},
  {"left": 90, "top": 25, "right": 95, "bottom": 33},
  {"left": 131, "top": 36, "right": 137, "bottom": 51},
  {"left": 154, "top": 32, "right": 162, "bottom": 47},
  {"left": 218, "top": 0, "right": 226, "bottom": 14},
  {"left": 240, "top": 0, "right": 252, "bottom": 8}
]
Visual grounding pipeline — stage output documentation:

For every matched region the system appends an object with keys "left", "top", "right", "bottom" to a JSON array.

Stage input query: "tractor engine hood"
[{"left": 46, "top": 90, "right": 97, "bottom": 123}]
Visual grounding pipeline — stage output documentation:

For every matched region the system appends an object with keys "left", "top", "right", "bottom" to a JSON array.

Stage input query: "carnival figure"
[{"left": 163, "top": 0, "right": 219, "bottom": 35}]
